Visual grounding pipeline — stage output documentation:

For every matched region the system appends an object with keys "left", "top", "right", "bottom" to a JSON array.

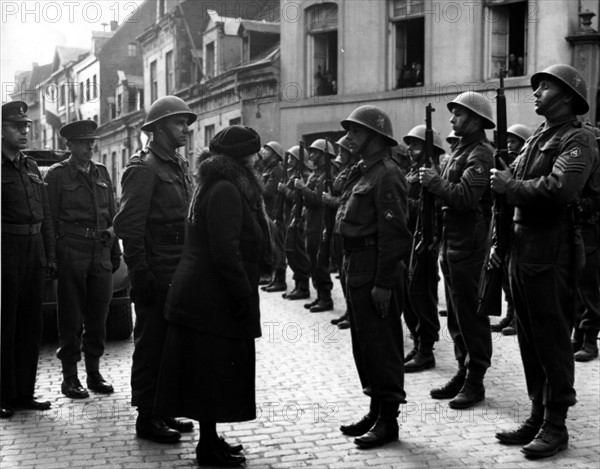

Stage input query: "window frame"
[{"left": 305, "top": 2, "right": 339, "bottom": 98}]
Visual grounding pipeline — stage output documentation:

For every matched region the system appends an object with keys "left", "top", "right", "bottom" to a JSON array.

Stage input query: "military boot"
[
  {"left": 522, "top": 407, "right": 569, "bottom": 458},
  {"left": 572, "top": 327, "right": 584, "bottom": 352},
  {"left": 310, "top": 289, "right": 334, "bottom": 312},
  {"left": 340, "top": 398, "right": 379, "bottom": 437},
  {"left": 574, "top": 330, "right": 599, "bottom": 362},
  {"left": 430, "top": 368, "right": 466, "bottom": 399},
  {"left": 448, "top": 370, "right": 485, "bottom": 409},
  {"left": 264, "top": 269, "right": 287, "bottom": 293},
  {"left": 283, "top": 280, "right": 310, "bottom": 300},
  {"left": 496, "top": 402, "right": 543, "bottom": 445},
  {"left": 353, "top": 401, "right": 399, "bottom": 449},
  {"left": 404, "top": 343, "right": 435, "bottom": 373}
]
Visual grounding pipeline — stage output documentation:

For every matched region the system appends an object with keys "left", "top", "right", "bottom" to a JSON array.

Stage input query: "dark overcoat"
[{"left": 164, "top": 154, "right": 271, "bottom": 339}]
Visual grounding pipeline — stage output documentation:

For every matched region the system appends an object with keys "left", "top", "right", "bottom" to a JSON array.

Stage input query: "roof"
[
  {"left": 52, "top": 46, "right": 89, "bottom": 72},
  {"left": 239, "top": 20, "right": 280, "bottom": 35}
]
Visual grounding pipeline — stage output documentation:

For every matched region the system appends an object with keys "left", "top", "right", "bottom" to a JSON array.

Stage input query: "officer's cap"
[
  {"left": 2, "top": 101, "right": 33, "bottom": 123},
  {"left": 59, "top": 120, "right": 99, "bottom": 141}
]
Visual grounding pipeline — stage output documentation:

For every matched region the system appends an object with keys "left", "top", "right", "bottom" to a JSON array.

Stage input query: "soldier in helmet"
[
  {"left": 260, "top": 141, "right": 287, "bottom": 292},
  {"left": 402, "top": 124, "right": 445, "bottom": 372},
  {"left": 1, "top": 101, "right": 56, "bottom": 418},
  {"left": 491, "top": 123, "right": 532, "bottom": 336},
  {"left": 294, "top": 139, "right": 336, "bottom": 313},
  {"left": 114, "top": 96, "right": 196, "bottom": 443},
  {"left": 336, "top": 105, "right": 411, "bottom": 449},
  {"left": 419, "top": 91, "right": 494, "bottom": 409},
  {"left": 45, "top": 120, "right": 121, "bottom": 400},
  {"left": 279, "top": 145, "right": 312, "bottom": 300},
  {"left": 491, "top": 64, "right": 600, "bottom": 458}
]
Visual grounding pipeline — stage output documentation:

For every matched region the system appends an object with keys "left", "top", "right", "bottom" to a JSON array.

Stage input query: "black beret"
[
  {"left": 2, "top": 100, "right": 33, "bottom": 123},
  {"left": 209, "top": 125, "right": 261, "bottom": 159},
  {"left": 60, "top": 120, "right": 99, "bottom": 141}
]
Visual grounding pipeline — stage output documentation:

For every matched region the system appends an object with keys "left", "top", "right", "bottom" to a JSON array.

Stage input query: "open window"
[
  {"left": 306, "top": 3, "right": 338, "bottom": 97},
  {"left": 487, "top": 0, "right": 528, "bottom": 78},
  {"left": 390, "top": 0, "right": 425, "bottom": 89}
]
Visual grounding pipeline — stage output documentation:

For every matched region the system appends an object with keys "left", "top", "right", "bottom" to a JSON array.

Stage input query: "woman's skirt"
[{"left": 154, "top": 323, "right": 256, "bottom": 423}]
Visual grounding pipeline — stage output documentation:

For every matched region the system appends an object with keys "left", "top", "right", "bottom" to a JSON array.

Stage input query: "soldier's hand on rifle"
[
  {"left": 490, "top": 158, "right": 512, "bottom": 194},
  {"left": 294, "top": 178, "right": 305, "bottom": 190},
  {"left": 371, "top": 286, "right": 391, "bottom": 318},
  {"left": 321, "top": 190, "right": 333, "bottom": 205},
  {"left": 419, "top": 167, "right": 436, "bottom": 187},
  {"left": 277, "top": 182, "right": 286, "bottom": 193}
]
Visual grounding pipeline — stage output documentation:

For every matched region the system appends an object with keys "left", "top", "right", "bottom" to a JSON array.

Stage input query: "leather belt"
[
  {"left": 148, "top": 224, "right": 185, "bottom": 245},
  {"left": 61, "top": 223, "right": 107, "bottom": 240},
  {"left": 342, "top": 235, "right": 378, "bottom": 251},
  {"left": 2, "top": 222, "right": 42, "bottom": 235}
]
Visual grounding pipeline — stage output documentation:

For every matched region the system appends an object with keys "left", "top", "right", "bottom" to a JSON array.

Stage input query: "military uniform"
[
  {"left": 113, "top": 140, "right": 192, "bottom": 412},
  {"left": 426, "top": 129, "right": 494, "bottom": 388},
  {"left": 45, "top": 156, "right": 120, "bottom": 380},
  {"left": 262, "top": 159, "right": 285, "bottom": 218},
  {"left": 262, "top": 159, "right": 286, "bottom": 291},
  {"left": 1, "top": 149, "right": 55, "bottom": 406},
  {"left": 507, "top": 119, "right": 598, "bottom": 414},
  {"left": 336, "top": 151, "right": 410, "bottom": 410}
]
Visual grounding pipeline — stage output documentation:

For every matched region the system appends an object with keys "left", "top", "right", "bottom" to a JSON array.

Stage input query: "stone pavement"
[{"left": 1, "top": 272, "right": 599, "bottom": 469}]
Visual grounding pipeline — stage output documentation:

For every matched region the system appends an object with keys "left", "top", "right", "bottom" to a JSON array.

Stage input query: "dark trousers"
[
  {"left": 509, "top": 224, "right": 576, "bottom": 408},
  {"left": 440, "top": 246, "right": 492, "bottom": 374},
  {"left": 306, "top": 228, "right": 333, "bottom": 293},
  {"left": 284, "top": 221, "right": 310, "bottom": 284},
  {"left": 1, "top": 233, "right": 45, "bottom": 401},
  {"left": 344, "top": 247, "right": 406, "bottom": 404},
  {"left": 270, "top": 219, "right": 287, "bottom": 272},
  {"left": 575, "top": 224, "right": 600, "bottom": 332},
  {"left": 131, "top": 285, "right": 169, "bottom": 411},
  {"left": 56, "top": 237, "right": 113, "bottom": 373},
  {"left": 405, "top": 248, "right": 440, "bottom": 349}
]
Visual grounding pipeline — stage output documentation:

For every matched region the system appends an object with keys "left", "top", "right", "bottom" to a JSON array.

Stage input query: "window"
[
  {"left": 204, "top": 124, "right": 215, "bottom": 146},
  {"left": 128, "top": 43, "right": 137, "bottom": 57},
  {"left": 121, "top": 148, "right": 128, "bottom": 173},
  {"left": 86, "top": 78, "right": 91, "bottom": 101},
  {"left": 150, "top": 60, "right": 158, "bottom": 102},
  {"left": 229, "top": 117, "right": 241, "bottom": 126},
  {"left": 59, "top": 83, "right": 66, "bottom": 108},
  {"left": 80, "top": 82, "right": 85, "bottom": 103},
  {"left": 205, "top": 42, "right": 215, "bottom": 79},
  {"left": 158, "top": 0, "right": 166, "bottom": 18},
  {"left": 166, "top": 50, "right": 174, "bottom": 94},
  {"left": 111, "top": 152, "right": 117, "bottom": 187},
  {"left": 390, "top": 0, "right": 425, "bottom": 89},
  {"left": 93, "top": 75, "right": 98, "bottom": 99},
  {"left": 306, "top": 3, "right": 338, "bottom": 97},
  {"left": 117, "top": 92, "right": 122, "bottom": 116},
  {"left": 487, "top": 0, "right": 528, "bottom": 78}
]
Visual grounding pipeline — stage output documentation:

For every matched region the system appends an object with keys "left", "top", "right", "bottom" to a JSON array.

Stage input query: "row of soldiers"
[
  {"left": 253, "top": 63, "right": 600, "bottom": 459},
  {"left": 2, "top": 62, "right": 599, "bottom": 462}
]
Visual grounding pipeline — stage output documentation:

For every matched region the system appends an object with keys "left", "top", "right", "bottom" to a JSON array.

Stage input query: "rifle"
[
  {"left": 408, "top": 103, "right": 437, "bottom": 283},
  {"left": 273, "top": 152, "right": 288, "bottom": 228},
  {"left": 477, "top": 69, "right": 510, "bottom": 317},
  {"left": 290, "top": 141, "right": 306, "bottom": 228},
  {"left": 318, "top": 138, "right": 335, "bottom": 264}
]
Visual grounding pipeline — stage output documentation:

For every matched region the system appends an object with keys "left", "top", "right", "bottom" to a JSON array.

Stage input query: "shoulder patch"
[
  {"left": 384, "top": 210, "right": 394, "bottom": 221},
  {"left": 570, "top": 147, "right": 582, "bottom": 158}
]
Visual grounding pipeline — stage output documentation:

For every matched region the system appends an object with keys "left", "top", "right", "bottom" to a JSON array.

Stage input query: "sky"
[{"left": 1, "top": 0, "right": 144, "bottom": 102}]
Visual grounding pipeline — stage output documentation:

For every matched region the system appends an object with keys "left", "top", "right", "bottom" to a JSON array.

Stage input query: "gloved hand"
[
  {"left": 130, "top": 267, "right": 156, "bottom": 305},
  {"left": 111, "top": 256, "right": 121, "bottom": 274}
]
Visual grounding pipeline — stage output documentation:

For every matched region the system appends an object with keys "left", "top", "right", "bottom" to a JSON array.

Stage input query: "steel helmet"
[
  {"left": 308, "top": 138, "right": 335, "bottom": 156},
  {"left": 340, "top": 105, "right": 398, "bottom": 147},
  {"left": 335, "top": 135, "right": 352, "bottom": 153},
  {"left": 530, "top": 64, "right": 589, "bottom": 115},
  {"left": 507, "top": 124, "right": 532, "bottom": 143},
  {"left": 264, "top": 141, "right": 284, "bottom": 159},
  {"left": 286, "top": 145, "right": 300, "bottom": 160},
  {"left": 402, "top": 124, "right": 445, "bottom": 154},
  {"left": 446, "top": 130, "right": 459, "bottom": 144},
  {"left": 447, "top": 91, "right": 495, "bottom": 129},
  {"left": 141, "top": 95, "right": 197, "bottom": 131}
]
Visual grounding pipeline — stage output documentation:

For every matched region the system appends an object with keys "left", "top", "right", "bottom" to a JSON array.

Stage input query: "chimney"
[{"left": 110, "top": 20, "right": 118, "bottom": 31}]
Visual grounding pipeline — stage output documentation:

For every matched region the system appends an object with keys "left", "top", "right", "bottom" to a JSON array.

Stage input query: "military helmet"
[
  {"left": 286, "top": 145, "right": 300, "bottom": 160},
  {"left": 507, "top": 124, "right": 532, "bottom": 143},
  {"left": 530, "top": 64, "right": 589, "bottom": 115},
  {"left": 141, "top": 95, "right": 197, "bottom": 131},
  {"left": 335, "top": 135, "right": 352, "bottom": 153},
  {"left": 402, "top": 124, "right": 445, "bottom": 154},
  {"left": 308, "top": 138, "right": 335, "bottom": 156},
  {"left": 340, "top": 105, "right": 398, "bottom": 147},
  {"left": 264, "top": 141, "right": 284, "bottom": 159},
  {"left": 446, "top": 130, "right": 459, "bottom": 144},
  {"left": 447, "top": 91, "right": 495, "bottom": 129}
]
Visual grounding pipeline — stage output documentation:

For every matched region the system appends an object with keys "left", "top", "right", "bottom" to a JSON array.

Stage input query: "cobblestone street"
[{"left": 1, "top": 273, "right": 598, "bottom": 468}]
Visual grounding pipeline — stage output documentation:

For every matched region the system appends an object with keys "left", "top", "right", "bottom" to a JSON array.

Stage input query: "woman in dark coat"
[{"left": 154, "top": 126, "right": 271, "bottom": 467}]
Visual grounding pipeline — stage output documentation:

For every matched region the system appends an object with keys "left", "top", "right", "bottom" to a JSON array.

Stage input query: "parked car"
[{"left": 24, "top": 149, "right": 133, "bottom": 340}]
